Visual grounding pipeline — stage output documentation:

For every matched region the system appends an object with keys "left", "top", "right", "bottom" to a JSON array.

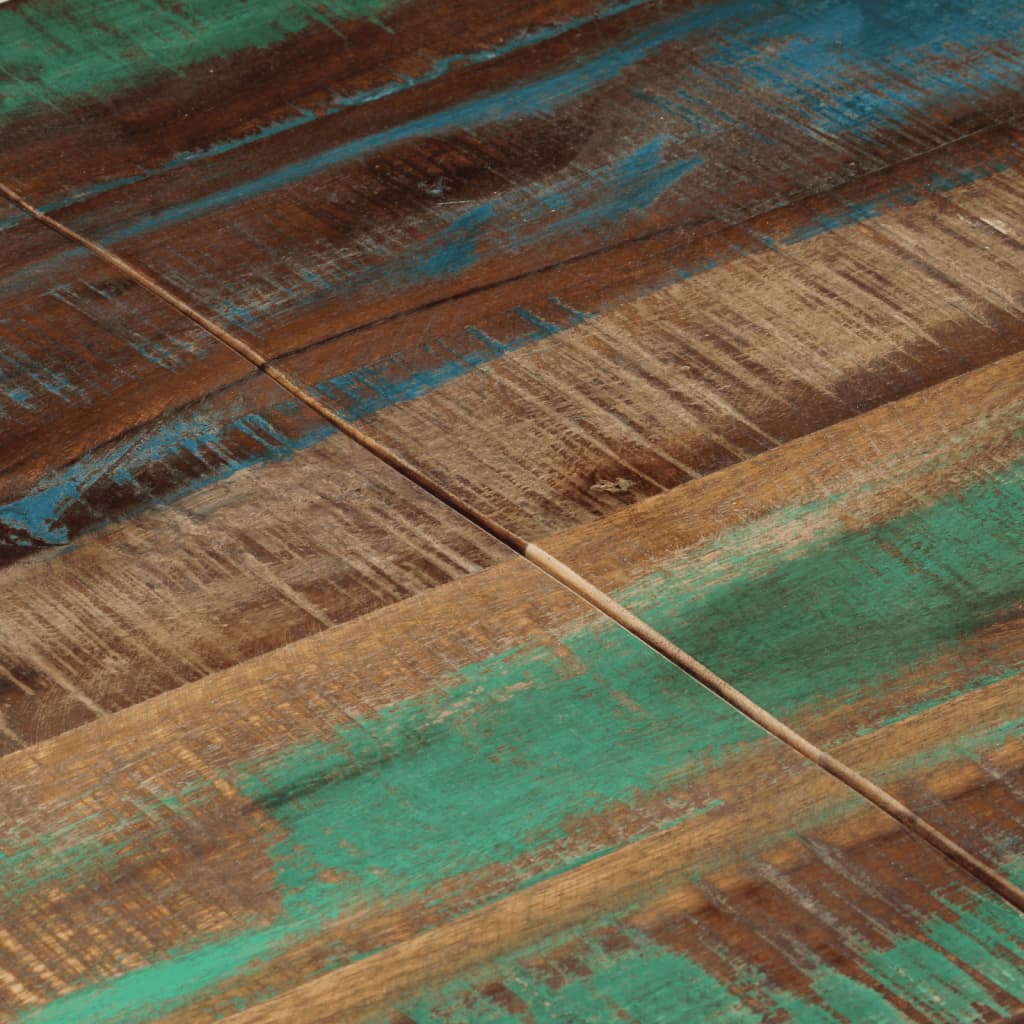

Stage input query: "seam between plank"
[{"left": 4, "top": 179, "right": 1023, "bottom": 917}]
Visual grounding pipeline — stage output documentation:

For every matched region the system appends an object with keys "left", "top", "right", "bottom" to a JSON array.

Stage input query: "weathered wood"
[
  {"left": 0, "top": 212, "right": 506, "bottom": 752},
  {"left": 277, "top": 133, "right": 1024, "bottom": 535},
  {"left": 2, "top": 3, "right": 1023, "bottom": 1018},
  {"left": 2, "top": 556, "right": 1022, "bottom": 1024},
  {"left": 231, "top": 813, "right": 1024, "bottom": 1024},
  {"left": 9, "top": 0, "right": 1024, "bottom": 356},
  {"left": 0, "top": 0, "right": 647, "bottom": 206},
  {"left": 545, "top": 350, "right": 1024, "bottom": 871}
]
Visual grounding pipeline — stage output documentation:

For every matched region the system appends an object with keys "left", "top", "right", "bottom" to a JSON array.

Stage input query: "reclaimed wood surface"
[
  {"left": 0, "top": 206, "right": 506, "bottom": 752},
  {"left": 278, "top": 126, "right": 1024, "bottom": 535},
  {"left": 2, "top": 0, "right": 1024, "bottom": 1019},
  {"left": 546, "top": 351, "right": 1024, "bottom": 877},
  {"left": 2, "top": 559, "right": 1023, "bottom": 1024},
  {"left": 4, "top": 0, "right": 1024, "bottom": 536}
]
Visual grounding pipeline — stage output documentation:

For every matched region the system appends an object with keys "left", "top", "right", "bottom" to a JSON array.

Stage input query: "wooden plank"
[
  {"left": 2, "top": 556, "right": 1023, "bottom": 1024},
  {"left": 0, "top": 211, "right": 507, "bottom": 752},
  {"left": 542, "top": 350, "right": 1024, "bottom": 878},
  {"left": 8, "top": 0, "right": 1024, "bottom": 359},
  {"left": 0, "top": 0, "right": 649, "bottom": 207},
  {"left": 274, "top": 131, "right": 1024, "bottom": 535}
]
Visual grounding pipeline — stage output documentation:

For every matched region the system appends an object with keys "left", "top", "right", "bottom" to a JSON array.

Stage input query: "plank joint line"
[{"left": 5, "top": 178, "right": 1024, "bottom": 917}]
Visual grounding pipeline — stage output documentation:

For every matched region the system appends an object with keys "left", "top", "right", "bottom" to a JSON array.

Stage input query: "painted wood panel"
[
  {"left": 543, "top": 350, "right": 1024, "bottom": 876},
  {"left": 2, "top": 556, "right": 1022, "bottom": 1024},
  {"left": 0, "top": 0, "right": 647, "bottom": 206},
  {"left": 275, "top": 131, "right": 1024, "bottom": 535},
  {"left": 9, "top": 0, "right": 1024, "bottom": 358},
  {"left": 0, "top": 211, "right": 506, "bottom": 752}
]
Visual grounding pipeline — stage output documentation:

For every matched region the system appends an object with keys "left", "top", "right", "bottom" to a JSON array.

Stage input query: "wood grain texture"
[
  {"left": 2, "top": 557, "right": 1023, "bottom": 1024},
  {"left": 0, "top": 0, "right": 643, "bottom": 206},
  {"left": 3, "top": 2, "right": 1024, "bottom": 1018},
  {"left": 10, "top": 0, "right": 1024, "bottom": 351},
  {"left": 0, "top": 210, "right": 506, "bottom": 752},
  {"left": 276, "top": 129, "right": 1024, "bottom": 535},
  {"left": 544, "top": 350, "right": 1024, "bottom": 880},
  {"left": 6, "top": 1, "right": 1024, "bottom": 540}
]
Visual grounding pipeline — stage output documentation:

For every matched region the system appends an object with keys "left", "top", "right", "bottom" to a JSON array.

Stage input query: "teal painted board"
[
  {"left": 2, "top": 554, "right": 1023, "bottom": 1023},
  {"left": 544, "top": 350, "right": 1024, "bottom": 892}
]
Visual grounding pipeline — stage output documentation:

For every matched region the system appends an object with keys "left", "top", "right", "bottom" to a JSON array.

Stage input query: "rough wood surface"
[
  {"left": 546, "top": 350, "right": 1024, "bottom": 874},
  {"left": 5, "top": 2, "right": 1024, "bottom": 539},
  {"left": 2, "top": 0, "right": 1023, "bottom": 1019},
  {"left": 2, "top": 559, "right": 1022, "bottom": 1024},
  {"left": 0, "top": 210, "right": 506, "bottom": 753},
  {"left": 278, "top": 128, "right": 1024, "bottom": 535}
]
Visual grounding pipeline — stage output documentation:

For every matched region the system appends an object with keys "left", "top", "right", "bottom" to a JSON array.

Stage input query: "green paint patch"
[
  {"left": 15, "top": 462, "right": 1024, "bottom": 1022},
  {"left": 14, "top": 620, "right": 775, "bottom": 1024},
  {"left": 387, "top": 891, "right": 1024, "bottom": 1023},
  {"left": 0, "top": 0, "right": 401, "bottom": 120},
  {"left": 235, "top": 626, "right": 763, "bottom": 920},
  {"left": 618, "top": 460, "right": 1024, "bottom": 738}
]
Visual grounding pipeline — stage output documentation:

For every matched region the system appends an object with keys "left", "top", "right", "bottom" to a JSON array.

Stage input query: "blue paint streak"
[
  {"left": 715, "top": 0, "right": 1023, "bottom": 138},
  {"left": 315, "top": 153, "right": 1007, "bottom": 420},
  {"left": 228, "top": 136, "right": 699, "bottom": 333},
  {"left": 0, "top": 403, "right": 333, "bottom": 548},
  {"left": 39, "top": 0, "right": 652, "bottom": 218},
  {"left": 0, "top": 154, "right": 1008, "bottom": 563},
  {"left": 5, "top": 141, "right": 1000, "bottom": 555},
  {"left": 316, "top": 301, "right": 588, "bottom": 419},
  {"left": 94, "top": 0, "right": 1024, "bottom": 243},
  {"left": 99, "top": 2, "right": 741, "bottom": 243},
  {"left": 6, "top": 0, "right": 1023, "bottom": 553}
]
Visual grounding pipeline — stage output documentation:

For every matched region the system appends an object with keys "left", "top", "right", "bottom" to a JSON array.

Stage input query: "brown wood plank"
[
  {"left": 273, "top": 133, "right": 1024, "bottom": 536},
  {"left": 0, "top": 210, "right": 507, "bottom": 752},
  {"left": 541, "top": 349, "right": 1024, "bottom": 888},
  {"left": 5, "top": 2, "right": 1024, "bottom": 542},
  {"left": 2, "top": 553, "right": 1022, "bottom": 1024},
  {"left": 0, "top": 0, "right": 649, "bottom": 208},
  {"left": 10, "top": 0, "right": 1024, "bottom": 353}
]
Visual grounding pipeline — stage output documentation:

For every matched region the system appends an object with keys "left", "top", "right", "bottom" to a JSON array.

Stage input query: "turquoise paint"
[
  {"left": 30, "top": 0, "right": 654, "bottom": 215},
  {"left": 713, "top": 0, "right": 1023, "bottom": 138},
  {"left": 616, "top": 460, "right": 1024, "bottom": 734},
  {"left": 389, "top": 897, "right": 1024, "bottom": 1023},
  {"left": 13, "top": 618, "right": 777, "bottom": 1023},
  {"left": 307, "top": 152, "right": 1005, "bottom": 424},
  {"left": 266, "top": 136, "right": 698, "bottom": 336},
  {"left": 12, "top": 467, "right": 1024, "bottom": 1020},
  {"left": 91, "top": 0, "right": 1024, "bottom": 243},
  {"left": 0, "top": 0, "right": 403, "bottom": 121}
]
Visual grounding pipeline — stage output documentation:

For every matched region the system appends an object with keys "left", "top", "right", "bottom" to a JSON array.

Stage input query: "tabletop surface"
[{"left": 1, "top": 1, "right": 1023, "bottom": 1021}]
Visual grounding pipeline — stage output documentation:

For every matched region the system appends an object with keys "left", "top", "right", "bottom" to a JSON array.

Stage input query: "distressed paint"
[
  {"left": 5, "top": 132, "right": 1015, "bottom": 559},
  {"left": 0, "top": 217, "right": 510, "bottom": 749},
  {"left": 309, "top": 150, "right": 1006, "bottom": 423},
  {"left": 6, "top": 558, "right": 1024, "bottom": 1024},
  {"left": 536, "top": 353, "right": 1024, "bottom": 861},
  {"left": 22, "top": 0, "right": 656, "bottom": 216},
  {"left": 0, "top": 398, "right": 331, "bottom": 547},
  {"left": 615, "top": 460, "right": 1024, "bottom": 727},
  {"left": 387, "top": 877, "right": 1024, "bottom": 1024},
  {"left": 72, "top": 0, "right": 1024, "bottom": 248},
  {"left": 7, "top": 619, "right": 771, "bottom": 1023},
  {"left": 0, "top": 0, "right": 403, "bottom": 121}
]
